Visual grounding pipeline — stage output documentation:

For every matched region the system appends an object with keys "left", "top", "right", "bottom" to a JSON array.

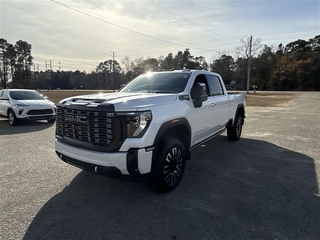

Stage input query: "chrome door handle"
[
  {"left": 226, "top": 99, "right": 230, "bottom": 104},
  {"left": 210, "top": 103, "right": 216, "bottom": 107}
]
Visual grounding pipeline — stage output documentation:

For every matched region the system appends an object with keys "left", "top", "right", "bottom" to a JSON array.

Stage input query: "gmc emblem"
[{"left": 65, "top": 114, "right": 87, "bottom": 124}]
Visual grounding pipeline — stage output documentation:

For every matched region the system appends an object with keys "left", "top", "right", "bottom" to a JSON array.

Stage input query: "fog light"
[{"left": 19, "top": 109, "right": 24, "bottom": 115}]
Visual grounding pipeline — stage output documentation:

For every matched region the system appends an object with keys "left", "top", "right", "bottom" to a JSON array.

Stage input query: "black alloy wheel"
[
  {"left": 8, "top": 110, "right": 17, "bottom": 126},
  {"left": 149, "top": 137, "right": 186, "bottom": 193},
  {"left": 227, "top": 114, "right": 243, "bottom": 141}
]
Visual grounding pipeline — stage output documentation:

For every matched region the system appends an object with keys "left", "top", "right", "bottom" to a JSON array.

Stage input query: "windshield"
[
  {"left": 120, "top": 72, "right": 191, "bottom": 93},
  {"left": 9, "top": 91, "right": 45, "bottom": 100}
]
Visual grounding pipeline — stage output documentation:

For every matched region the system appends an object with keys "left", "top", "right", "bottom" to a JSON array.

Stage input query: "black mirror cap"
[{"left": 193, "top": 83, "right": 208, "bottom": 108}]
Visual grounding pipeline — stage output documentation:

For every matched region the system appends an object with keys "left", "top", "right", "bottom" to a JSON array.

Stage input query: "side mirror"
[{"left": 193, "top": 83, "right": 208, "bottom": 108}]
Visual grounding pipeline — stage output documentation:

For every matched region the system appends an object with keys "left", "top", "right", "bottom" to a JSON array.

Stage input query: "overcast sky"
[{"left": 1, "top": 0, "right": 319, "bottom": 72}]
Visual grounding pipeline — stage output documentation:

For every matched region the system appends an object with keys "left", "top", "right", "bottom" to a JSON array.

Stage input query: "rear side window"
[{"left": 206, "top": 75, "right": 224, "bottom": 96}]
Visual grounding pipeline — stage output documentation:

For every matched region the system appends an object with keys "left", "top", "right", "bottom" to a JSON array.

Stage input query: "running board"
[{"left": 190, "top": 129, "right": 226, "bottom": 150}]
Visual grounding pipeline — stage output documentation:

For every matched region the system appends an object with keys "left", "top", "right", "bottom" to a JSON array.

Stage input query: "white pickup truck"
[{"left": 55, "top": 69, "right": 246, "bottom": 192}]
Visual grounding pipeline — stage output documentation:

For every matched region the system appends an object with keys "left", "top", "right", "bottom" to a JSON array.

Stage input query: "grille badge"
[{"left": 65, "top": 114, "right": 87, "bottom": 124}]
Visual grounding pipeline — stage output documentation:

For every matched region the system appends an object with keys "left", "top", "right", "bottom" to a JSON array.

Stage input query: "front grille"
[
  {"left": 27, "top": 109, "right": 54, "bottom": 115},
  {"left": 56, "top": 106, "right": 123, "bottom": 152}
]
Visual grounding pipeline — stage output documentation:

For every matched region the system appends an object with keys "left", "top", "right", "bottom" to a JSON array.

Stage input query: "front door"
[{"left": 186, "top": 74, "right": 216, "bottom": 146}]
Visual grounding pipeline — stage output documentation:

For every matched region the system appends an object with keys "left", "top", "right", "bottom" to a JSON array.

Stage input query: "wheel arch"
[
  {"left": 6, "top": 107, "right": 15, "bottom": 116},
  {"left": 153, "top": 118, "right": 192, "bottom": 160},
  {"left": 227, "top": 103, "right": 245, "bottom": 128}
]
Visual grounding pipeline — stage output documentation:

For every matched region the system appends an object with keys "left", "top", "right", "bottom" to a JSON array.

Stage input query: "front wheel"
[
  {"left": 227, "top": 114, "right": 243, "bottom": 141},
  {"left": 8, "top": 110, "right": 18, "bottom": 126},
  {"left": 149, "top": 137, "right": 186, "bottom": 193}
]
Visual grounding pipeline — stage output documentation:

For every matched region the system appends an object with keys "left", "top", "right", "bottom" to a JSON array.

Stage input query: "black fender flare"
[
  {"left": 226, "top": 103, "right": 245, "bottom": 128},
  {"left": 153, "top": 117, "right": 192, "bottom": 160}
]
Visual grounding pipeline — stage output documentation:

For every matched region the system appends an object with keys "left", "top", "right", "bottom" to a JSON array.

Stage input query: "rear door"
[{"left": 205, "top": 74, "right": 230, "bottom": 132}]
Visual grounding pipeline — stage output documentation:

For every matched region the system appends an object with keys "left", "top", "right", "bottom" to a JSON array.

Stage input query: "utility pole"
[
  {"left": 50, "top": 60, "right": 53, "bottom": 90},
  {"left": 106, "top": 61, "right": 109, "bottom": 91},
  {"left": 37, "top": 64, "right": 40, "bottom": 89},
  {"left": 246, "top": 35, "right": 252, "bottom": 94},
  {"left": 112, "top": 51, "right": 115, "bottom": 90}
]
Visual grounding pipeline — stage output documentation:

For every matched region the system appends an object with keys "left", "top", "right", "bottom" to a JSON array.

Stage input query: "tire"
[
  {"left": 149, "top": 137, "right": 186, "bottom": 193},
  {"left": 227, "top": 114, "right": 243, "bottom": 141},
  {"left": 8, "top": 110, "right": 17, "bottom": 126}
]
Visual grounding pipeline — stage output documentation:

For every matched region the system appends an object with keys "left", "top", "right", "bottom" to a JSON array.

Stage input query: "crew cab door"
[
  {"left": 206, "top": 74, "right": 230, "bottom": 132},
  {"left": 188, "top": 74, "right": 216, "bottom": 146}
]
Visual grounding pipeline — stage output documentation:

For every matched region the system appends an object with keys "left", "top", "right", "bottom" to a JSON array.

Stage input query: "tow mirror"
[{"left": 193, "top": 83, "right": 208, "bottom": 108}]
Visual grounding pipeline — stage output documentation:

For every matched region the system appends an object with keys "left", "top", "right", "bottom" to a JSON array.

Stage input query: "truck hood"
[{"left": 60, "top": 92, "right": 179, "bottom": 111}]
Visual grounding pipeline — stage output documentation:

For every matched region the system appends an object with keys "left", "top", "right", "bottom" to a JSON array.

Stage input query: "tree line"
[{"left": 0, "top": 35, "right": 319, "bottom": 91}]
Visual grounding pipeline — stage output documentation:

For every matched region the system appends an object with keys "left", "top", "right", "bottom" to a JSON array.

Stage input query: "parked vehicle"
[
  {"left": 55, "top": 69, "right": 246, "bottom": 192},
  {"left": 0, "top": 89, "right": 56, "bottom": 126}
]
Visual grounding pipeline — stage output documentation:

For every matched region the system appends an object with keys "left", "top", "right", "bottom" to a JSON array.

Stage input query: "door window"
[
  {"left": 191, "top": 74, "right": 210, "bottom": 99},
  {"left": 206, "top": 75, "right": 224, "bottom": 96}
]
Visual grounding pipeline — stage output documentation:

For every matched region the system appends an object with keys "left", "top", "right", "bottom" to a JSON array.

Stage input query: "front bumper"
[
  {"left": 55, "top": 139, "right": 153, "bottom": 177},
  {"left": 21, "top": 114, "right": 55, "bottom": 121},
  {"left": 14, "top": 108, "right": 56, "bottom": 121}
]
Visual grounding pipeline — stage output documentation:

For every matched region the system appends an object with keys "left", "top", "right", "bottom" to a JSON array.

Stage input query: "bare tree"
[
  {"left": 234, "top": 36, "right": 262, "bottom": 92},
  {"left": 234, "top": 36, "right": 262, "bottom": 59},
  {"left": 121, "top": 56, "right": 131, "bottom": 74}
]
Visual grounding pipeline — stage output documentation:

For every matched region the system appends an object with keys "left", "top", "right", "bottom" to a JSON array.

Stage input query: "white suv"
[{"left": 0, "top": 89, "right": 56, "bottom": 126}]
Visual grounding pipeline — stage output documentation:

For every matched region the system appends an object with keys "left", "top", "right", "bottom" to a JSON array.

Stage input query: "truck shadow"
[
  {"left": 23, "top": 137, "right": 320, "bottom": 239},
  {"left": 0, "top": 118, "right": 54, "bottom": 135}
]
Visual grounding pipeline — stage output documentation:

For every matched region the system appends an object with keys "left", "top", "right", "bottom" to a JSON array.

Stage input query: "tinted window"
[
  {"left": 9, "top": 91, "right": 45, "bottom": 100},
  {"left": 191, "top": 74, "right": 210, "bottom": 97},
  {"left": 120, "top": 72, "right": 190, "bottom": 93},
  {"left": 206, "top": 75, "right": 224, "bottom": 96}
]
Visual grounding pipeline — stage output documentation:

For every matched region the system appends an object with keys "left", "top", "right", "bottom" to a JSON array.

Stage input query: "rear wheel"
[
  {"left": 8, "top": 110, "right": 17, "bottom": 126},
  {"left": 227, "top": 114, "right": 243, "bottom": 141},
  {"left": 149, "top": 137, "right": 186, "bottom": 193}
]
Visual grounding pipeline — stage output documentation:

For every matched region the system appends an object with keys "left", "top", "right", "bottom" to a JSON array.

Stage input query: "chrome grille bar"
[{"left": 56, "top": 106, "right": 114, "bottom": 147}]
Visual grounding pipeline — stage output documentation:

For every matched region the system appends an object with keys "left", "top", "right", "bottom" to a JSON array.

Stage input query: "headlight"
[
  {"left": 14, "top": 104, "right": 29, "bottom": 107},
  {"left": 117, "top": 111, "right": 152, "bottom": 138}
]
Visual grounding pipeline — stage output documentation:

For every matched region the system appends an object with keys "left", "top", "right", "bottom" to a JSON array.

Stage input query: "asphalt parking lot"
[{"left": 0, "top": 92, "right": 319, "bottom": 240}]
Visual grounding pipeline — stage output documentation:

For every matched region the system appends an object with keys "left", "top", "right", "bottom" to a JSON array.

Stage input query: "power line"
[
  {"left": 49, "top": 0, "right": 318, "bottom": 71},
  {"left": 51, "top": 0, "right": 221, "bottom": 54},
  {"left": 70, "top": 29, "right": 317, "bottom": 61},
  {"left": 51, "top": 0, "right": 318, "bottom": 59},
  {"left": 123, "top": 0, "right": 223, "bottom": 41},
  {"left": 145, "top": 0, "right": 227, "bottom": 40},
  {"left": 51, "top": 0, "right": 191, "bottom": 49}
]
